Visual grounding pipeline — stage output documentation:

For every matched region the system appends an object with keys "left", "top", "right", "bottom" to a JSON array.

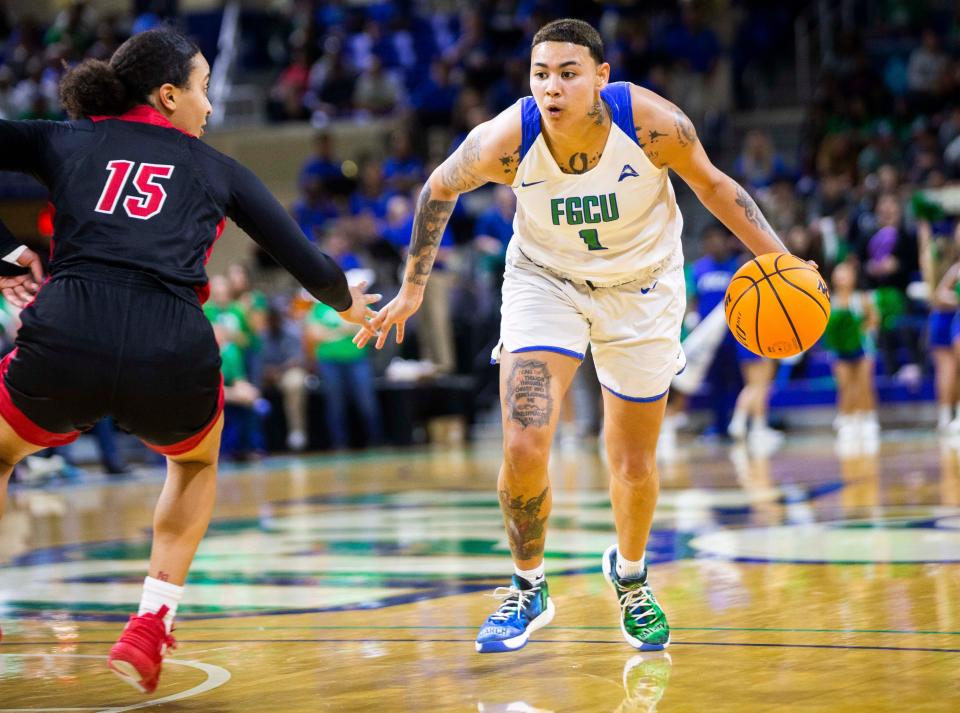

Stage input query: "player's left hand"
[{"left": 0, "top": 248, "right": 44, "bottom": 308}]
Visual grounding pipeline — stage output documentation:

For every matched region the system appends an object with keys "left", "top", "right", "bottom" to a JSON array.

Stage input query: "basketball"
[{"left": 724, "top": 252, "right": 831, "bottom": 358}]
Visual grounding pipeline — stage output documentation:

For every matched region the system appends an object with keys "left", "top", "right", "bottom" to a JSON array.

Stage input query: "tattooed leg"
[{"left": 498, "top": 351, "right": 579, "bottom": 568}]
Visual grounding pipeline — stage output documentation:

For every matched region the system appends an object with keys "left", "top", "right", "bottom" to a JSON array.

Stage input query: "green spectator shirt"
[
  {"left": 204, "top": 302, "right": 252, "bottom": 349},
  {"left": 221, "top": 341, "right": 248, "bottom": 387},
  {"left": 309, "top": 303, "right": 366, "bottom": 363}
]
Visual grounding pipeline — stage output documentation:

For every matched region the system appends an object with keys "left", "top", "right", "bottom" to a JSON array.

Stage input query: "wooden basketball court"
[{"left": 1, "top": 431, "right": 958, "bottom": 711}]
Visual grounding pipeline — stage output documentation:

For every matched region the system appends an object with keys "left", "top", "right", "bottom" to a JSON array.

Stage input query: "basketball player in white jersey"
[{"left": 358, "top": 18, "right": 789, "bottom": 653}]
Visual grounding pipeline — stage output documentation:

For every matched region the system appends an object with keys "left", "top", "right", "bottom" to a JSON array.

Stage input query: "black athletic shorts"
[{"left": 0, "top": 265, "right": 223, "bottom": 455}]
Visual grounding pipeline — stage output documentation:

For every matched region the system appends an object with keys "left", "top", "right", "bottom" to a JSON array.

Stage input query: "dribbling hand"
[
  {"left": 0, "top": 248, "right": 45, "bottom": 308},
  {"left": 336, "top": 280, "right": 382, "bottom": 341}
]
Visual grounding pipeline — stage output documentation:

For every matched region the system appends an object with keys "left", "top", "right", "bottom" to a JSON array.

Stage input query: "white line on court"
[{"left": 0, "top": 653, "right": 231, "bottom": 712}]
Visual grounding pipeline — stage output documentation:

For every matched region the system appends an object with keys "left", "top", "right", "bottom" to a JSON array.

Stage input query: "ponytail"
[
  {"left": 60, "top": 59, "right": 131, "bottom": 119},
  {"left": 59, "top": 28, "right": 200, "bottom": 120}
]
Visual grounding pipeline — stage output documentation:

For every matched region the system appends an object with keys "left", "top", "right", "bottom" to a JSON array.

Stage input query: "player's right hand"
[
  {"left": 0, "top": 248, "right": 44, "bottom": 308},
  {"left": 337, "top": 281, "right": 382, "bottom": 338},
  {"left": 354, "top": 285, "right": 423, "bottom": 350}
]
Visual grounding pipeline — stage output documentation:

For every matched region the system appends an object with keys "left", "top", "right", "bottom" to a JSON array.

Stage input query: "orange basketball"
[{"left": 724, "top": 253, "right": 831, "bottom": 358}]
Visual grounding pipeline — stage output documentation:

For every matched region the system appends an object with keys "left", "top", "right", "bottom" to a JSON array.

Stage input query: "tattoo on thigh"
[
  {"left": 506, "top": 359, "right": 553, "bottom": 428},
  {"left": 499, "top": 486, "right": 550, "bottom": 561}
]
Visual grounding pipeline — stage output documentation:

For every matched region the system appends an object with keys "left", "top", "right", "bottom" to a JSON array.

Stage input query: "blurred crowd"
[{"left": 3, "top": 1, "right": 960, "bottom": 468}]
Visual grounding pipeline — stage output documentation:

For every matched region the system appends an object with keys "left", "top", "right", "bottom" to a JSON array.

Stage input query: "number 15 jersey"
[
  {"left": 510, "top": 82, "right": 683, "bottom": 286},
  {"left": 0, "top": 105, "right": 350, "bottom": 309}
]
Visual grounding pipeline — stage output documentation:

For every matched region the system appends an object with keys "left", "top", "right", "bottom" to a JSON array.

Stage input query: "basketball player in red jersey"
[{"left": 0, "top": 29, "right": 378, "bottom": 692}]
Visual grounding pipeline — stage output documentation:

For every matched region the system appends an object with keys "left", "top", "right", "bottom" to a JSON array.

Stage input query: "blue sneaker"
[
  {"left": 602, "top": 545, "right": 670, "bottom": 650},
  {"left": 475, "top": 575, "right": 555, "bottom": 653}
]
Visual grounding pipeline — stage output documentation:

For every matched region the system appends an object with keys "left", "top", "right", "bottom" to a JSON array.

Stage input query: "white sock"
[
  {"left": 514, "top": 562, "right": 545, "bottom": 586},
  {"left": 860, "top": 410, "right": 878, "bottom": 426},
  {"left": 138, "top": 576, "right": 184, "bottom": 633},
  {"left": 729, "top": 410, "right": 747, "bottom": 431},
  {"left": 616, "top": 552, "right": 646, "bottom": 579},
  {"left": 749, "top": 415, "right": 767, "bottom": 432},
  {"left": 939, "top": 406, "right": 953, "bottom": 428}
]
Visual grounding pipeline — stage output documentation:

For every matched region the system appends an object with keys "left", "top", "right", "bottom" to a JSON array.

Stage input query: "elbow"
[{"left": 426, "top": 171, "right": 458, "bottom": 202}]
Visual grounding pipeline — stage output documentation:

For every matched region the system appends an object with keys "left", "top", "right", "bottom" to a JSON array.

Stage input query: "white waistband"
[{"left": 510, "top": 243, "right": 682, "bottom": 289}]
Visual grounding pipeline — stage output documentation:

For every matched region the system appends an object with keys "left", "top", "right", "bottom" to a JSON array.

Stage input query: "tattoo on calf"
[
  {"left": 499, "top": 486, "right": 550, "bottom": 561},
  {"left": 407, "top": 184, "right": 455, "bottom": 286},
  {"left": 735, "top": 186, "right": 777, "bottom": 239},
  {"left": 506, "top": 358, "right": 553, "bottom": 428}
]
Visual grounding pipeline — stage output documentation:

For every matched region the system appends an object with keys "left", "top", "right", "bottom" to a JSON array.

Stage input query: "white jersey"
[{"left": 509, "top": 82, "right": 683, "bottom": 286}]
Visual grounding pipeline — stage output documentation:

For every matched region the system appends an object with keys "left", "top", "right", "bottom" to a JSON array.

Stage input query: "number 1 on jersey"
[{"left": 578, "top": 228, "right": 607, "bottom": 251}]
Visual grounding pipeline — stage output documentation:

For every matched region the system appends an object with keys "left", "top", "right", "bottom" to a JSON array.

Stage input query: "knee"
[
  {"left": 607, "top": 449, "right": 658, "bottom": 487},
  {"left": 503, "top": 431, "right": 551, "bottom": 476}
]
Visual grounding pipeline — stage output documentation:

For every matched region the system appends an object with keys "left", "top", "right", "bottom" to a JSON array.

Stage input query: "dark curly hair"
[
  {"left": 532, "top": 19, "right": 604, "bottom": 65},
  {"left": 60, "top": 29, "right": 201, "bottom": 119}
]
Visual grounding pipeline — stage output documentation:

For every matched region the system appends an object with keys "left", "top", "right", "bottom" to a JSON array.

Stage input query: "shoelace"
[
  {"left": 486, "top": 584, "right": 539, "bottom": 623},
  {"left": 119, "top": 605, "right": 177, "bottom": 654},
  {"left": 617, "top": 583, "right": 657, "bottom": 626}
]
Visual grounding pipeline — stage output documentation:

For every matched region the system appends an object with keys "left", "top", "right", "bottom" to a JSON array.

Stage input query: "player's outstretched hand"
[
  {"left": 337, "top": 281, "right": 381, "bottom": 339},
  {"left": 0, "top": 248, "right": 44, "bottom": 308},
  {"left": 354, "top": 285, "right": 423, "bottom": 350}
]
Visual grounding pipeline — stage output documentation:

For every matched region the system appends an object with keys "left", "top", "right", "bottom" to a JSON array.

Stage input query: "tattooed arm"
[
  {"left": 629, "top": 84, "right": 788, "bottom": 257},
  {"left": 356, "top": 106, "right": 523, "bottom": 349}
]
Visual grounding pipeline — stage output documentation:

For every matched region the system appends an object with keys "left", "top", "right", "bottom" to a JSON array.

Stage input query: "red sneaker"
[{"left": 107, "top": 605, "right": 176, "bottom": 693}]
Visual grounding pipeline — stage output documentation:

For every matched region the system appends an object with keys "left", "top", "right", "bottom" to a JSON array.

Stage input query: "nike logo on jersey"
[
  {"left": 640, "top": 281, "right": 658, "bottom": 295},
  {"left": 618, "top": 164, "right": 639, "bottom": 182},
  {"left": 521, "top": 180, "right": 545, "bottom": 188}
]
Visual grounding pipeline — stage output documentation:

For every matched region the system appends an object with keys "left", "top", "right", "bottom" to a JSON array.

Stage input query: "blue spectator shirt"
[
  {"left": 474, "top": 207, "right": 513, "bottom": 245},
  {"left": 691, "top": 255, "right": 741, "bottom": 319}
]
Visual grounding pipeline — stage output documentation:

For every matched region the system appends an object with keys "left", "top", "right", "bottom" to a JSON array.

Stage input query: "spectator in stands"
[
  {"left": 291, "top": 177, "right": 339, "bottom": 242},
  {"left": 823, "top": 261, "right": 880, "bottom": 451},
  {"left": 260, "top": 305, "right": 309, "bottom": 451},
  {"left": 227, "top": 263, "right": 267, "bottom": 384},
  {"left": 44, "top": 0, "right": 95, "bottom": 57},
  {"left": 349, "top": 159, "right": 391, "bottom": 220},
  {"left": 734, "top": 130, "right": 789, "bottom": 191},
  {"left": 306, "top": 283, "right": 383, "bottom": 451},
  {"left": 411, "top": 59, "right": 459, "bottom": 128},
  {"left": 204, "top": 274, "right": 252, "bottom": 353},
  {"left": 758, "top": 174, "right": 803, "bottom": 237},
  {"left": 87, "top": 18, "right": 121, "bottom": 61},
  {"left": 300, "top": 132, "right": 341, "bottom": 188},
  {"left": 267, "top": 46, "right": 311, "bottom": 121},
  {"left": 383, "top": 130, "right": 424, "bottom": 194},
  {"left": 353, "top": 55, "right": 403, "bottom": 116},
  {"left": 908, "top": 30, "right": 948, "bottom": 112},
  {"left": 311, "top": 46, "right": 357, "bottom": 120},
  {"left": 215, "top": 322, "right": 262, "bottom": 461},
  {"left": 858, "top": 193, "right": 922, "bottom": 379},
  {"left": 919, "top": 218, "right": 960, "bottom": 431},
  {"left": 687, "top": 224, "right": 743, "bottom": 436}
]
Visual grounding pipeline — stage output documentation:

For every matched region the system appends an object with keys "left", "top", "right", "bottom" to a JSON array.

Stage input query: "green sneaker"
[{"left": 602, "top": 544, "right": 670, "bottom": 650}]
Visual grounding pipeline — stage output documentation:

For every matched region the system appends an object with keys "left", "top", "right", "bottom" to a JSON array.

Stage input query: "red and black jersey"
[{"left": 0, "top": 105, "right": 351, "bottom": 309}]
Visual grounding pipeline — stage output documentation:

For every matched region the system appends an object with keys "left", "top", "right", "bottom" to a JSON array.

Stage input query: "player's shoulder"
[{"left": 626, "top": 83, "right": 683, "bottom": 126}]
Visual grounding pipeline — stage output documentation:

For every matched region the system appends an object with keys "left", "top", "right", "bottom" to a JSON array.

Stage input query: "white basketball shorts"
[{"left": 491, "top": 244, "right": 687, "bottom": 402}]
